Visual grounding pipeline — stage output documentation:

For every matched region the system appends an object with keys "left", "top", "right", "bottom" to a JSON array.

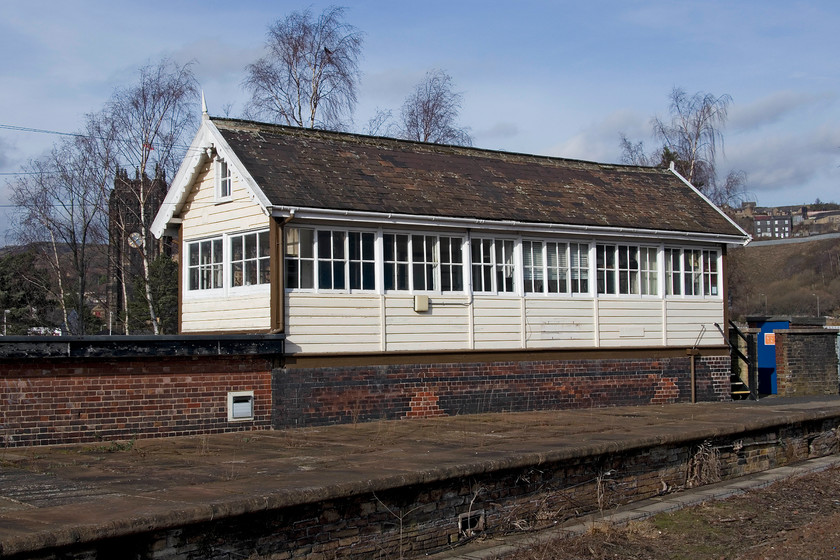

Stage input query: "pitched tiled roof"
[{"left": 212, "top": 117, "right": 744, "bottom": 237}]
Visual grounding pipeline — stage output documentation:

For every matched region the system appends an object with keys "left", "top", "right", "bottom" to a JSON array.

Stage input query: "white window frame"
[
  {"left": 186, "top": 236, "right": 224, "bottom": 293},
  {"left": 229, "top": 230, "right": 271, "bottom": 290},
  {"left": 663, "top": 246, "right": 721, "bottom": 298},
  {"left": 215, "top": 158, "right": 232, "bottom": 202},
  {"left": 470, "top": 237, "right": 516, "bottom": 295}
]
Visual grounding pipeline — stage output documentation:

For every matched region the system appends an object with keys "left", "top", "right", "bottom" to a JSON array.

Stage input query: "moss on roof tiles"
[{"left": 211, "top": 117, "right": 742, "bottom": 236}]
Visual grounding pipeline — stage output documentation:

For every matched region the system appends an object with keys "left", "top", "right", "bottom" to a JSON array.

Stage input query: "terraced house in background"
[{"left": 151, "top": 112, "right": 751, "bottom": 426}]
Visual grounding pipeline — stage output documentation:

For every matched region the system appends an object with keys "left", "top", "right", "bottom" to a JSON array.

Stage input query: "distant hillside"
[{"left": 728, "top": 237, "right": 839, "bottom": 320}]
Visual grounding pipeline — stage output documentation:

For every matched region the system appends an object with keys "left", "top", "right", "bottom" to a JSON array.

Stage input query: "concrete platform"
[{"left": 1, "top": 396, "right": 840, "bottom": 558}]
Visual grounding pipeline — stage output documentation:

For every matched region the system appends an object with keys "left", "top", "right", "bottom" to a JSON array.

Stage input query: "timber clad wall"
[
  {"left": 179, "top": 164, "right": 271, "bottom": 333},
  {"left": 285, "top": 294, "right": 725, "bottom": 353},
  {"left": 0, "top": 356, "right": 272, "bottom": 447},
  {"left": 775, "top": 329, "right": 840, "bottom": 396},
  {"left": 273, "top": 355, "right": 731, "bottom": 428}
]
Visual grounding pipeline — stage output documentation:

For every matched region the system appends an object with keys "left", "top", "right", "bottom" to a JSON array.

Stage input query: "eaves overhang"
[{"left": 269, "top": 205, "right": 751, "bottom": 246}]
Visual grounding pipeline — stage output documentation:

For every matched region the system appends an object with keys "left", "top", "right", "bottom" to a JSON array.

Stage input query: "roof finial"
[{"left": 201, "top": 90, "right": 208, "bottom": 119}]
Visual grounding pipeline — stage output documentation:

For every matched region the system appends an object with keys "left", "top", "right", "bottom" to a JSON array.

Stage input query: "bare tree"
[
  {"left": 243, "top": 6, "right": 363, "bottom": 129},
  {"left": 10, "top": 116, "right": 115, "bottom": 334},
  {"left": 620, "top": 87, "right": 746, "bottom": 206},
  {"left": 104, "top": 58, "right": 198, "bottom": 334},
  {"left": 653, "top": 88, "right": 732, "bottom": 188},
  {"left": 399, "top": 70, "right": 472, "bottom": 146}
]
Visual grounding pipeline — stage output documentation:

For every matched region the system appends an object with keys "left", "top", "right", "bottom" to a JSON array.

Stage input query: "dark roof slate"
[{"left": 212, "top": 117, "right": 743, "bottom": 237}]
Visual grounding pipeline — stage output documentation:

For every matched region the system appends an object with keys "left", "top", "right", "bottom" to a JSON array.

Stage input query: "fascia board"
[
  {"left": 150, "top": 118, "right": 272, "bottom": 238},
  {"left": 151, "top": 121, "right": 212, "bottom": 238},
  {"left": 270, "top": 206, "right": 749, "bottom": 245},
  {"left": 668, "top": 164, "right": 753, "bottom": 246}
]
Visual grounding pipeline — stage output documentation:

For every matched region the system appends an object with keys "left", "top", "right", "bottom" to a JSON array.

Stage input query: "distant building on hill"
[{"left": 754, "top": 214, "right": 792, "bottom": 238}]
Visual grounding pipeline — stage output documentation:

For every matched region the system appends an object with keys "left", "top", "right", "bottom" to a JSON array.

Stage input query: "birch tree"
[
  {"left": 10, "top": 115, "right": 115, "bottom": 334},
  {"left": 399, "top": 70, "right": 472, "bottom": 146},
  {"left": 104, "top": 58, "right": 198, "bottom": 334},
  {"left": 620, "top": 87, "right": 746, "bottom": 206},
  {"left": 243, "top": 6, "right": 363, "bottom": 129}
]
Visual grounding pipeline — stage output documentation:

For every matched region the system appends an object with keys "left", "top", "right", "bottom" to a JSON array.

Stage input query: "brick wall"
[
  {"left": 0, "top": 356, "right": 273, "bottom": 447},
  {"left": 273, "top": 355, "right": 731, "bottom": 428},
  {"left": 775, "top": 329, "right": 839, "bottom": 396}
]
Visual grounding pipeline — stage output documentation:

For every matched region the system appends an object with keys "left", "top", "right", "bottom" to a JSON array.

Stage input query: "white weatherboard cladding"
[
  {"left": 596, "top": 300, "right": 664, "bottom": 347},
  {"left": 179, "top": 162, "right": 271, "bottom": 334},
  {"left": 524, "top": 298, "right": 596, "bottom": 347},
  {"left": 285, "top": 294, "right": 382, "bottom": 353},
  {"left": 181, "top": 165, "right": 268, "bottom": 238},
  {"left": 665, "top": 300, "right": 723, "bottom": 346},
  {"left": 182, "top": 293, "right": 270, "bottom": 332},
  {"left": 385, "top": 296, "right": 470, "bottom": 351},
  {"left": 282, "top": 293, "right": 726, "bottom": 353}
]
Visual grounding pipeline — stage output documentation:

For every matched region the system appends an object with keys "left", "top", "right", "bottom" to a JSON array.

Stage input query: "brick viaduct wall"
[
  {"left": 273, "top": 354, "right": 731, "bottom": 428},
  {"left": 0, "top": 356, "right": 273, "bottom": 447},
  {"left": 775, "top": 329, "right": 839, "bottom": 396},
  {"left": 1, "top": 337, "right": 732, "bottom": 446},
  {"left": 0, "top": 336, "right": 281, "bottom": 447}
]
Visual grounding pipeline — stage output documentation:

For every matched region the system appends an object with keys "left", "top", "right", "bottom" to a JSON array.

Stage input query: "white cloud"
[
  {"left": 546, "top": 109, "right": 649, "bottom": 163},
  {"left": 730, "top": 91, "right": 837, "bottom": 132}
]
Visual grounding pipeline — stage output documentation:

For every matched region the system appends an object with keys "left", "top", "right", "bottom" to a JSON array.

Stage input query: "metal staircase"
[{"left": 716, "top": 321, "right": 757, "bottom": 400}]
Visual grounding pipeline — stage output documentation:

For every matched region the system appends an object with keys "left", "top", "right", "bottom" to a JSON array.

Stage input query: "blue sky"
[{"left": 2, "top": 0, "right": 839, "bottom": 243}]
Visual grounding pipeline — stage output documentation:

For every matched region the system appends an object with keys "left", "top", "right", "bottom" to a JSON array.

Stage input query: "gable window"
[
  {"left": 471, "top": 238, "right": 515, "bottom": 293},
  {"left": 230, "top": 230, "right": 270, "bottom": 287},
  {"left": 187, "top": 237, "right": 223, "bottom": 291},
  {"left": 216, "top": 159, "right": 232, "bottom": 201}
]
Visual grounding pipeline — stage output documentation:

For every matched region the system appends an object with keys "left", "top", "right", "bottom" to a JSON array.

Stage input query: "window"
[
  {"left": 569, "top": 243, "right": 589, "bottom": 293},
  {"left": 522, "top": 241, "right": 544, "bottom": 293},
  {"left": 384, "top": 233, "right": 464, "bottom": 292},
  {"left": 546, "top": 242, "right": 568, "bottom": 293},
  {"left": 702, "top": 249, "right": 719, "bottom": 296},
  {"left": 230, "top": 231, "right": 270, "bottom": 287},
  {"left": 638, "top": 247, "right": 658, "bottom": 295},
  {"left": 471, "top": 238, "right": 515, "bottom": 293},
  {"left": 216, "top": 159, "right": 232, "bottom": 200},
  {"left": 349, "top": 231, "right": 376, "bottom": 290},
  {"left": 285, "top": 227, "right": 314, "bottom": 289},
  {"left": 384, "top": 233, "right": 410, "bottom": 291},
  {"left": 596, "top": 244, "right": 617, "bottom": 294},
  {"left": 412, "top": 234, "right": 437, "bottom": 291},
  {"left": 684, "top": 249, "right": 702, "bottom": 296},
  {"left": 227, "top": 391, "right": 254, "bottom": 422},
  {"left": 439, "top": 236, "right": 464, "bottom": 292},
  {"left": 187, "top": 237, "right": 223, "bottom": 291},
  {"left": 524, "top": 241, "right": 578, "bottom": 294},
  {"left": 317, "top": 230, "right": 346, "bottom": 290},
  {"left": 665, "top": 248, "right": 681, "bottom": 295},
  {"left": 664, "top": 247, "right": 719, "bottom": 297}
]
